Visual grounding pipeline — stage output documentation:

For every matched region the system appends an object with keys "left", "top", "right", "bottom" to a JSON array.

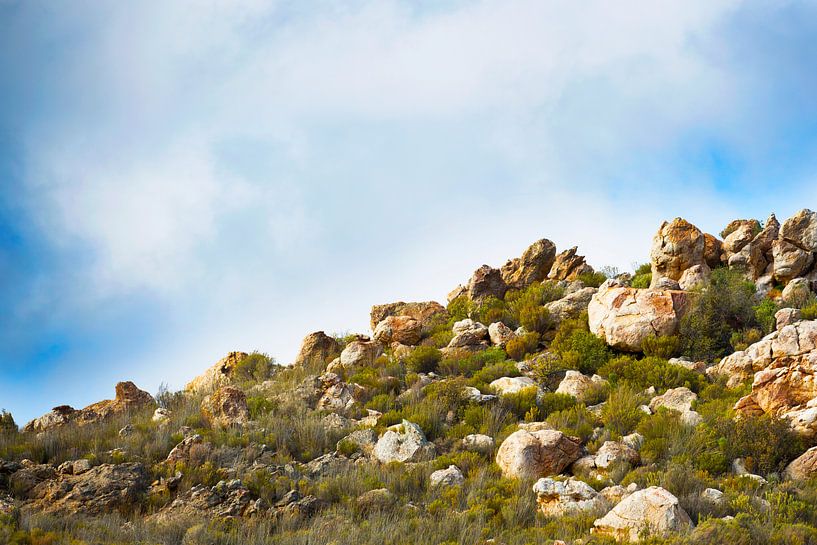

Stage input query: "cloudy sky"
[{"left": 2, "top": 0, "right": 817, "bottom": 424}]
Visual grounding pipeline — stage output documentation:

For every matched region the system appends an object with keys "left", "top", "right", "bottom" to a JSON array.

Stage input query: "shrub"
[
  {"left": 641, "top": 334, "right": 680, "bottom": 359},
  {"left": 505, "top": 332, "right": 540, "bottom": 361},
  {"left": 546, "top": 405, "right": 597, "bottom": 443},
  {"left": 550, "top": 313, "right": 610, "bottom": 374},
  {"left": 499, "top": 386, "right": 540, "bottom": 420},
  {"left": 470, "top": 360, "right": 520, "bottom": 390},
  {"left": 716, "top": 414, "right": 803, "bottom": 475},
  {"left": 599, "top": 355, "right": 705, "bottom": 393},
  {"left": 505, "top": 282, "right": 564, "bottom": 333},
  {"left": 801, "top": 296, "right": 817, "bottom": 320},
  {"left": 754, "top": 298, "right": 779, "bottom": 334},
  {"left": 233, "top": 352, "right": 276, "bottom": 384},
  {"left": 730, "top": 328, "right": 763, "bottom": 352},
  {"left": 600, "top": 385, "right": 645, "bottom": 437},
  {"left": 247, "top": 396, "right": 275, "bottom": 419},
  {"left": 631, "top": 263, "right": 652, "bottom": 289},
  {"left": 576, "top": 270, "right": 608, "bottom": 288},
  {"left": 0, "top": 411, "right": 16, "bottom": 434},
  {"left": 404, "top": 346, "right": 442, "bottom": 374}
]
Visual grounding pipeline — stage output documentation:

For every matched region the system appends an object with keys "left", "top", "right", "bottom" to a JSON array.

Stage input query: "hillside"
[{"left": 2, "top": 210, "right": 817, "bottom": 544}]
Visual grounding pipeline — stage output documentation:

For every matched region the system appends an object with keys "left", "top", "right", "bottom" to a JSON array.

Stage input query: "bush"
[
  {"left": 505, "top": 332, "right": 540, "bottom": 361},
  {"left": 405, "top": 346, "right": 442, "bottom": 374},
  {"left": 546, "top": 405, "right": 597, "bottom": 443},
  {"left": 730, "top": 328, "right": 763, "bottom": 352},
  {"left": 505, "top": 282, "right": 564, "bottom": 333},
  {"left": 641, "top": 334, "right": 680, "bottom": 359},
  {"left": 678, "top": 268, "right": 759, "bottom": 360},
  {"left": 576, "top": 271, "right": 608, "bottom": 288},
  {"left": 0, "top": 411, "right": 16, "bottom": 434},
  {"left": 801, "top": 297, "right": 817, "bottom": 321},
  {"left": 233, "top": 352, "right": 276, "bottom": 384},
  {"left": 600, "top": 385, "right": 645, "bottom": 437},
  {"left": 631, "top": 263, "right": 652, "bottom": 289},
  {"left": 754, "top": 298, "right": 779, "bottom": 334},
  {"left": 549, "top": 313, "right": 610, "bottom": 375},
  {"left": 470, "top": 360, "right": 520, "bottom": 390},
  {"left": 599, "top": 355, "right": 705, "bottom": 393},
  {"left": 716, "top": 414, "right": 803, "bottom": 475}
]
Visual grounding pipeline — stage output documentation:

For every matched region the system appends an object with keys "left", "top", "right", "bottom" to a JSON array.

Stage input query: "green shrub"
[
  {"left": 716, "top": 414, "right": 803, "bottom": 475},
  {"left": 499, "top": 386, "right": 540, "bottom": 420},
  {"left": 801, "top": 297, "right": 817, "bottom": 320},
  {"left": 576, "top": 270, "right": 608, "bottom": 288},
  {"left": 641, "top": 334, "right": 680, "bottom": 359},
  {"left": 233, "top": 352, "right": 276, "bottom": 384},
  {"left": 754, "top": 298, "right": 779, "bottom": 334},
  {"left": 631, "top": 263, "right": 652, "bottom": 289},
  {"left": 505, "top": 282, "right": 564, "bottom": 333},
  {"left": 247, "top": 396, "right": 275, "bottom": 419},
  {"left": 505, "top": 332, "right": 540, "bottom": 361},
  {"left": 405, "top": 346, "right": 442, "bottom": 374},
  {"left": 599, "top": 355, "right": 705, "bottom": 393},
  {"left": 730, "top": 328, "right": 763, "bottom": 352},
  {"left": 470, "top": 360, "right": 520, "bottom": 390},
  {"left": 546, "top": 405, "right": 597, "bottom": 443},
  {"left": 550, "top": 313, "right": 610, "bottom": 375},
  {"left": 0, "top": 411, "right": 16, "bottom": 434},
  {"left": 600, "top": 385, "right": 645, "bottom": 437}
]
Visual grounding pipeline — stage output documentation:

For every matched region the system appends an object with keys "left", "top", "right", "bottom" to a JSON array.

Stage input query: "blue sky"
[{"left": 2, "top": 0, "right": 817, "bottom": 424}]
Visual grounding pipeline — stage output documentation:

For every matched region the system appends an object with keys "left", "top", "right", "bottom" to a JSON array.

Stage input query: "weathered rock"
[
  {"left": 9, "top": 464, "right": 57, "bottom": 498},
  {"left": 339, "top": 338, "right": 383, "bottom": 370},
  {"left": 649, "top": 387, "right": 697, "bottom": 413},
  {"left": 703, "top": 233, "right": 723, "bottom": 269},
  {"left": 500, "top": 238, "right": 557, "bottom": 289},
  {"left": 782, "top": 278, "right": 813, "bottom": 307},
  {"left": 338, "top": 429, "right": 378, "bottom": 456},
  {"left": 777, "top": 308, "right": 803, "bottom": 330},
  {"left": 555, "top": 371, "right": 607, "bottom": 402},
  {"left": 152, "top": 408, "right": 171, "bottom": 425},
  {"left": 373, "top": 316, "right": 423, "bottom": 346},
  {"left": 548, "top": 247, "right": 594, "bottom": 281},
  {"left": 592, "top": 486, "right": 693, "bottom": 542},
  {"left": 722, "top": 219, "right": 760, "bottom": 255},
  {"left": 369, "top": 301, "right": 448, "bottom": 334},
  {"left": 57, "top": 459, "right": 92, "bottom": 476},
  {"left": 594, "top": 441, "right": 640, "bottom": 469},
  {"left": 784, "top": 446, "right": 817, "bottom": 480},
  {"left": 545, "top": 287, "right": 598, "bottom": 327},
  {"left": 201, "top": 386, "right": 249, "bottom": 427},
  {"left": 678, "top": 264, "right": 710, "bottom": 291},
  {"left": 467, "top": 265, "right": 507, "bottom": 301},
  {"left": 186, "top": 352, "right": 250, "bottom": 394},
  {"left": 462, "top": 433, "right": 495, "bottom": 453},
  {"left": 356, "top": 488, "right": 396, "bottom": 511},
  {"left": 316, "top": 373, "right": 365, "bottom": 413},
  {"left": 23, "top": 405, "right": 77, "bottom": 433},
  {"left": 429, "top": 465, "right": 465, "bottom": 487},
  {"left": 533, "top": 477, "right": 609, "bottom": 517},
  {"left": 490, "top": 376, "right": 537, "bottom": 395},
  {"left": 488, "top": 322, "right": 517, "bottom": 347},
  {"left": 160, "top": 478, "right": 258, "bottom": 519},
  {"left": 773, "top": 239, "right": 815, "bottom": 283},
  {"left": 700, "top": 488, "right": 725, "bottom": 505},
  {"left": 294, "top": 332, "right": 340, "bottom": 367},
  {"left": 373, "top": 420, "right": 435, "bottom": 463},
  {"left": 495, "top": 429, "right": 581, "bottom": 480},
  {"left": 668, "top": 358, "right": 706, "bottom": 374},
  {"left": 588, "top": 281, "right": 691, "bottom": 352},
  {"left": 780, "top": 209, "right": 817, "bottom": 252},
  {"left": 728, "top": 242, "right": 768, "bottom": 281},
  {"left": 166, "top": 434, "right": 212, "bottom": 464},
  {"left": 600, "top": 484, "right": 639, "bottom": 506},
  {"left": 448, "top": 319, "right": 489, "bottom": 348},
  {"left": 650, "top": 218, "right": 705, "bottom": 287},
  {"left": 34, "top": 463, "right": 149, "bottom": 515}
]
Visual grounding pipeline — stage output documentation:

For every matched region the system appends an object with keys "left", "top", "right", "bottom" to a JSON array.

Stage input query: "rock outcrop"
[
  {"left": 548, "top": 247, "right": 594, "bottom": 281},
  {"left": 588, "top": 280, "right": 691, "bottom": 352},
  {"left": 467, "top": 265, "right": 508, "bottom": 301},
  {"left": 369, "top": 301, "right": 448, "bottom": 334},
  {"left": 294, "top": 332, "right": 340, "bottom": 367},
  {"left": 500, "top": 238, "right": 557, "bottom": 289},
  {"left": 201, "top": 386, "right": 249, "bottom": 427},
  {"left": 186, "top": 352, "right": 250, "bottom": 394},
  {"left": 373, "top": 315, "right": 422, "bottom": 346},
  {"left": 592, "top": 486, "right": 693, "bottom": 542},
  {"left": 495, "top": 429, "right": 581, "bottom": 480},
  {"left": 32, "top": 463, "right": 149, "bottom": 515},
  {"left": 533, "top": 477, "right": 609, "bottom": 517},
  {"left": 373, "top": 420, "right": 436, "bottom": 463},
  {"left": 650, "top": 218, "right": 705, "bottom": 288},
  {"left": 338, "top": 337, "right": 383, "bottom": 370}
]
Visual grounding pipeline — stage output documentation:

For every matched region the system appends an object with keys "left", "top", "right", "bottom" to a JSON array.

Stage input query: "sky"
[{"left": 2, "top": 0, "right": 817, "bottom": 424}]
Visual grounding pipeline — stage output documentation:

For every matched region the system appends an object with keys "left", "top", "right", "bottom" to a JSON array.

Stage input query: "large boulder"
[
  {"left": 294, "top": 332, "right": 340, "bottom": 367},
  {"left": 703, "top": 233, "right": 723, "bottom": 269},
  {"left": 548, "top": 247, "right": 593, "bottom": 281},
  {"left": 448, "top": 319, "right": 489, "bottom": 349},
  {"left": 650, "top": 218, "right": 705, "bottom": 287},
  {"left": 490, "top": 376, "right": 537, "bottom": 395},
  {"left": 533, "top": 477, "right": 609, "bottom": 517},
  {"left": 32, "top": 463, "right": 149, "bottom": 515},
  {"left": 592, "top": 486, "right": 693, "bottom": 542},
  {"left": 782, "top": 278, "right": 813, "bottom": 307},
  {"left": 315, "top": 373, "right": 365, "bottom": 413},
  {"left": 186, "top": 352, "right": 250, "bottom": 394},
  {"left": 339, "top": 337, "right": 383, "bottom": 370},
  {"left": 495, "top": 429, "right": 581, "bottom": 480},
  {"left": 429, "top": 465, "right": 465, "bottom": 487},
  {"left": 588, "top": 280, "right": 691, "bottom": 352},
  {"left": 23, "top": 405, "right": 77, "bottom": 433},
  {"left": 780, "top": 209, "right": 817, "bottom": 252},
  {"left": 772, "top": 239, "right": 814, "bottom": 283},
  {"left": 373, "top": 420, "right": 436, "bottom": 463},
  {"left": 500, "top": 238, "right": 557, "bottom": 290},
  {"left": 488, "top": 322, "right": 517, "bottom": 347},
  {"left": 721, "top": 219, "right": 761, "bottom": 255},
  {"left": 594, "top": 441, "right": 640, "bottom": 470},
  {"left": 201, "top": 386, "right": 249, "bottom": 427},
  {"left": 373, "top": 316, "right": 422, "bottom": 346},
  {"left": 784, "top": 446, "right": 817, "bottom": 480},
  {"left": 467, "top": 265, "right": 507, "bottom": 301},
  {"left": 649, "top": 387, "right": 697, "bottom": 413},
  {"left": 555, "top": 371, "right": 607, "bottom": 402},
  {"left": 369, "top": 301, "right": 448, "bottom": 335}
]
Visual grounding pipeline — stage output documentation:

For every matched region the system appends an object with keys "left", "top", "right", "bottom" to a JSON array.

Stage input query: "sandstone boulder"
[
  {"left": 776, "top": 308, "right": 803, "bottom": 330},
  {"left": 495, "top": 429, "right": 581, "bottom": 480},
  {"left": 772, "top": 239, "right": 814, "bottom": 283},
  {"left": 533, "top": 477, "right": 609, "bottom": 517},
  {"left": 468, "top": 265, "right": 507, "bottom": 301},
  {"left": 23, "top": 405, "right": 77, "bottom": 433},
  {"left": 592, "top": 486, "right": 693, "bottom": 542},
  {"left": 782, "top": 278, "right": 813, "bottom": 307},
  {"left": 721, "top": 219, "right": 760, "bottom": 255},
  {"left": 780, "top": 208, "right": 817, "bottom": 252},
  {"left": 462, "top": 433, "right": 495, "bottom": 453},
  {"left": 186, "top": 352, "right": 250, "bottom": 394},
  {"left": 33, "top": 463, "right": 149, "bottom": 515},
  {"left": 429, "top": 465, "right": 465, "bottom": 487},
  {"left": 369, "top": 301, "right": 448, "bottom": 334},
  {"left": 488, "top": 322, "right": 517, "bottom": 347},
  {"left": 545, "top": 287, "right": 598, "bottom": 327},
  {"left": 339, "top": 337, "right": 383, "bottom": 370},
  {"left": 555, "top": 371, "right": 607, "bottom": 402},
  {"left": 678, "top": 264, "right": 710, "bottom": 290},
  {"left": 588, "top": 281, "right": 691, "bottom": 352},
  {"left": 316, "top": 373, "right": 365, "bottom": 413},
  {"left": 373, "top": 420, "right": 436, "bottom": 463},
  {"left": 294, "top": 332, "right": 340, "bottom": 367},
  {"left": 490, "top": 376, "right": 537, "bottom": 395},
  {"left": 594, "top": 441, "right": 640, "bottom": 469},
  {"left": 784, "top": 446, "right": 817, "bottom": 480},
  {"left": 649, "top": 387, "right": 697, "bottom": 413},
  {"left": 373, "top": 315, "right": 422, "bottom": 346},
  {"left": 448, "top": 319, "right": 489, "bottom": 349},
  {"left": 703, "top": 233, "right": 723, "bottom": 269},
  {"left": 548, "top": 247, "right": 594, "bottom": 281},
  {"left": 201, "top": 386, "right": 249, "bottom": 427},
  {"left": 500, "top": 238, "right": 557, "bottom": 289},
  {"left": 650, "top": 218, "right": 705, "bottom": 287}
]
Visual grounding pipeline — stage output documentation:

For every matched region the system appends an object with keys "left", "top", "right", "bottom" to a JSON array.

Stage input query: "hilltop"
[{"left": 1, "top": 210, "right": 817, "bottom": 544}]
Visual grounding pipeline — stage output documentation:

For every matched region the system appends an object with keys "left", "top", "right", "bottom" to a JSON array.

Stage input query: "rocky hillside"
[{"left": 2, "top": 210, "right": 817, "bottom": 545}]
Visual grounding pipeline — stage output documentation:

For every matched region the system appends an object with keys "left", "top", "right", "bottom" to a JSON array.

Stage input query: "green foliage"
[
  {"left": 546, "top": 404, "right": 597, "bottom": 442},
  {"left": 730, "top": 328, "right": 763, "bottom": 352},
  {"left": 0, "top": 410, "right": 16, "bottom": 434},
  {"left": 246, "top": 396, "right": 275, "bottom": 419},
  {"left": 754, "top": 298, "right": 779, "bottom": 334},
  {"left": 642, "top": 334, "right": 680, "bottom": 359},
  {"left": 716, "top": 415, "right": 804, "bottom": 476},
  {"left": 599, "top": 355, "right": 706, "bottom": 393},
  {"left": 233, "top": 352, "right": 276, "bottom": 384},
  {"left": 404, "top": 346, "right": 442, "bottom": 374},
  {"left": 801, "top": 297, "right": 817, "bottom": 320},
  {"left": 678, "top": 268, "right": 760, "bottom": 360},
  {"left": 504, "top": 332, "right": 540, "bottom": 361},
  {"left": 469, "top": 360, "right": 520, "bottom": 391},
  {"left": 600, "top": 384, "right": 645, "bottom": 437},
  {"left": 549, "top": 313, "right": 610, "bottom": 374},
  {"left": 631, "top": 263, "right": 652, "bottom": 289},
  {"left": 576, "top": 270, "right": 608, "bottom": 288}
]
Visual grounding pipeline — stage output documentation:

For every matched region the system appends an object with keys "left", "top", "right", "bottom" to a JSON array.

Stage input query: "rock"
[
  {"left": 373, "top": 420, "right": 436, "bottom": 463},
  {"left": 600, "top": 484, "right": 638, "bottom": 506},
  {"left": 722, "top": 219, "right": 761, "bottom": 254},
  {"left": 338, "top": 429, "right": 378, "bottom": 456},
  {"left": 555, "top": 371, "right": 607, "bottom": 402},
  {"left": 622, "top": 433, "right": 644, "bottom": 451},
  {"left": 23, "top": 405, "right": 77, "bottom": 433},
  {"left": 784, "top": 446, "right": 817, "bottom": 480},
  {"left": 680, "top": 410, "right": 703, "bottom": 427},
  {"left": 728, "top": 242, "right": 767, "bottom": 280},
  {"left": 533, "top": 477, "right": 609, "bottom": 517},
  {"left": 678, "top": 264, "right": 710, "bottom": 290},
  {"left": 488, "top": 322, "right": 517, "bottom": 347},
  {"left": 373, "top": 316, "right": 423, "bottom": 346},
  {"left": 166, "top": 434, "right": 212, "bottom": 464},
  {"left": 780, "top": 209, "right": 817, "bottom": 252},
  {"left": 186, "top": 352, "right": 250, "bottom": 394},
  {"left": 703, "top": 233, "right": 723, "bottom": 269},
  {"left": 707, "top": 330, "right": 778, "bottom": 388},
  {"left": 649, "top": 387, "right": 697, "bottom": 413},
  {"left": 356, "top": 488, "right": 396, "bottom": 511},
  {"left": 369, "top": 301, "right": 448, "bottom": 334},
  {"left": 594, "top": 441, "right": 640, "bottom": 469},
  {"left": 668, "top": 358, "right": 706, "bottom": 374},
  {"left": 773, "top": 239, "right": 814, "bottom": 283},
  {"left": 701, "top": 488, "right": 725, "bottom": 505},
  {"left": 782, "top": 278, "right": 813, "bottom": 307},
  {"left": 448, "top": 319, "right": 489, "bottom": 348},
  {"left": 777, "top": 308, "right": 803, "bottom": 330},
  {"left": 548, "top": 247, "right": 594, "bottom": 281},
  {"left": 160, "top": 478, "right": 258, "bottom": 519},
  {"left": 592, "top": 486, "right": 693, "bottom": 542},
  {"left": 495, "top": 429, "right": 581, "bottom": 480},
  {"left": 9, "top": 464, "right": 57, "bottom": 498},
  {"left": 489, "top": 376, "right": 537, "bottom": 395},
  {"left": 545, "top": 287, "right": 598, "bottom": 327},
  {"left": 201, "top": 386, "right": 249, "bottom": 427},
  {"left": 294, "top": 332, "right": 341, "bottom": 367},
  {"left": 500, "top": 238, "right": 557, "bottom": 289},
  {"left": 316, "top": 373, "right": 365, "bottom": 413},
  {"left": 33, "top": 463, "right": 149, "bottom": 515},
  {"left": 429, "top": 465, "right": 465, "bottom": 487},
  {"left": 588, "top": 281, "right": 691, "bottom": 352},
  {"left": 462, "top": 433, "right": 495, "bottom": 453},
  {"left": 152, "top": 408, "right": 171, "bottom": 425},
  {"left": 57, "top": 459, "right": 92, "bottom": 476},
  {"left": 650, "top": 218, "right": 705, "bottom": 287},
  {"left": 462, "top": 386, "right": 497, "bottom": 404},
  {"left": 339, "top": 338, "right": 383, "bottom": 370},
  {"left": 467, "top": 265, "right": 507, "bottom": 301}
]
